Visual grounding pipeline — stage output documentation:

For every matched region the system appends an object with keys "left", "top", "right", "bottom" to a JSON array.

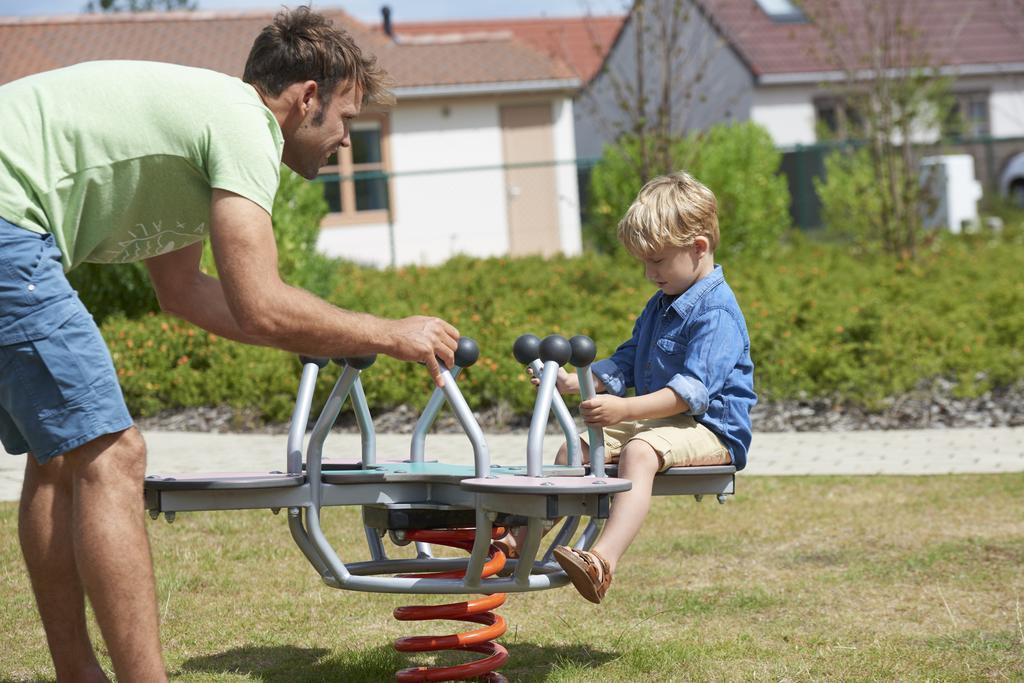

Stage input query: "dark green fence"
[
  {"left": 780, "top": 136, "right": 1024, "bottom": 230},
  {"left": 311, "top": 137, "right": 1024, "bottom": 237}
]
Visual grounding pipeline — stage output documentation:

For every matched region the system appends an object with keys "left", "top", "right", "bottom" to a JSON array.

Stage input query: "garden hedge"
[{"left": 102, "top": 226, "right": 1024, "bottom": 423}]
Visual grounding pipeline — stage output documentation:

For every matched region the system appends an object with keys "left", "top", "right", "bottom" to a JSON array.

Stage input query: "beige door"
[{"left": 500, "top": 103, "right": 560, "bottom": 257}]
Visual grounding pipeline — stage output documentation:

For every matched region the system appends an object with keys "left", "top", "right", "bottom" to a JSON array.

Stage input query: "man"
[{"left": 0, "top": 8, "right": 458, "bottom": 681}]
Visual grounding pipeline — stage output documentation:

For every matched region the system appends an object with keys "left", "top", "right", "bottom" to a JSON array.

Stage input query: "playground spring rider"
[{"left": 143, "top": 334, "right": 738, "bottom": 681}]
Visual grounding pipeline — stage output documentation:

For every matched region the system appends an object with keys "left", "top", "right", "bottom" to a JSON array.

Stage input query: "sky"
[{"left": 0, "top": 0, "right": 629, "bottom": 21}]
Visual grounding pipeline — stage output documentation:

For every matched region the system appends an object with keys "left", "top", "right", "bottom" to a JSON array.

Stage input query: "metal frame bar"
[{"left": 145, "top": 354, "right": 737, "bottom": 598}]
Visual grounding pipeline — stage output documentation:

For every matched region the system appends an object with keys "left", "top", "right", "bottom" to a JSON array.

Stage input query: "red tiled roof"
[
  {"left": 700, "top": 0, "right": 1024, "bottom": 77},
  {"left": 382, "top": 38, "right": 576, "bottom": 89},
  {"left": 387, "top": 15, "right": 625, "bottom": 83},
  {"left": 0, "top": 8, "right": 575, "bottom": 88}
]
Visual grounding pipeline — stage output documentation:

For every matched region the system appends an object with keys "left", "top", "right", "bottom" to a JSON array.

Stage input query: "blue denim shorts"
[{"left": 0, "top": 218, "right": 133, "bottom": 464}]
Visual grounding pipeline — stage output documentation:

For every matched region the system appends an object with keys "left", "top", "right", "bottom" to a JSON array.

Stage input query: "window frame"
[
  {"left": 944, "top": 91, "right": 991, "bottom": 140},
  {"left": 319, "top": 113, "right": 394, "bottom": 227},
  {"left": 813, "top": 96, "right": 864, "bottom": 141}
]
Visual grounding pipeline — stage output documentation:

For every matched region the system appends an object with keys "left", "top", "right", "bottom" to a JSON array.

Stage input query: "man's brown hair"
[{"left": 243, "top": 6, "right": 392, "bottom": 118}]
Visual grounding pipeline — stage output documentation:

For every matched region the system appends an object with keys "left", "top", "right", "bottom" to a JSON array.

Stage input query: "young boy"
[{"left": 546, "top": 171, "right": 756, "bottom": 603}]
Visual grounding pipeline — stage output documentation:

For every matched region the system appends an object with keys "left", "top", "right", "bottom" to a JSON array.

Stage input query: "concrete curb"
[{"left": 2, "top": 427, "right": 1022, "bottom": 502}]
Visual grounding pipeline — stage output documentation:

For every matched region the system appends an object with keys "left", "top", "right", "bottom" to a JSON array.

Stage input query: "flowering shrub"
[{"left": 104, "top": 229, "right": 1024, "bottom": 422}]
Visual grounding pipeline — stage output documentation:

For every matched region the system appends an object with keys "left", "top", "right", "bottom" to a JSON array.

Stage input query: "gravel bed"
[{"left": 134, "top": 379, "right": 1024, "bottom": 435}]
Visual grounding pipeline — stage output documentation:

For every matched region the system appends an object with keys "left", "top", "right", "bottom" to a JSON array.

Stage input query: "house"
[
  {"left": 576, "top": 0, "right": 1024, "bottom": 220},
  {"left": 0, "top": 8, "right": 591, "bottom": 267},
  {"left": 387, "top": 14, "right": 624, "bottom": 84}
]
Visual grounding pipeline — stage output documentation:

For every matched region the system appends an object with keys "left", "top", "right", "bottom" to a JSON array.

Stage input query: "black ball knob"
[
  {"left": 299, "top": 356, "right": 329, "bottom": 368},
  {"left": 512, "top": 334, "right": 541, "bottom": 365},
  {"left": 345, "top": 354, "right": 377, "bottom": 370},
  {"left": 454, "top": 337, "right": 480, "bottom": 368},
  {"left": 569, "top": 335, "right": 597, "bottom": 367},
  {"left": 539, "top": 335, "right": 572, "bottom": 366}
]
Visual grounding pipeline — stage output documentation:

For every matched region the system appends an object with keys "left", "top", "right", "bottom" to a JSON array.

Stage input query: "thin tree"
[
  {"left": 579, "top": 0, "right": 739, "bottom": 182},
  {"left": 801, "top": 0, "right": 971, "bottom": 257}
]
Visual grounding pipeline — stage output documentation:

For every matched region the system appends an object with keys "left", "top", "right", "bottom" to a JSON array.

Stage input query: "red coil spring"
[{"left": 393, "top": 527, "right": 509, "bottom": 682}]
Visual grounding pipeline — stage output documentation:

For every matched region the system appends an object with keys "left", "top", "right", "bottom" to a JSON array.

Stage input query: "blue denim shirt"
[{"left": 591, "top": 265, "right": 756, "bottom": 469}]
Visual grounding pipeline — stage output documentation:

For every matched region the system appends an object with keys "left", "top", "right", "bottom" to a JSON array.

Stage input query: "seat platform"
[
  {"left": 145, "top": 472, "right": 305, "bottom": 490},
  {"left": 598, "top": 464, "right": 737, "bottom": 497},
  {"left": 144, "top": 472, "right": 307, "bottom": 515}
]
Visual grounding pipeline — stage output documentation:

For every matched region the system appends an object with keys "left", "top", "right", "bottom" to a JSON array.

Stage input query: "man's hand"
[
  {"left": 208, "top": 190, "right": 462, "bottom": 385},
  {"left": 580, "top": 394, "right": 632, "bottom": 426},
  {"left": 384, "top": 316, "right": 460, "bottom": 387}
]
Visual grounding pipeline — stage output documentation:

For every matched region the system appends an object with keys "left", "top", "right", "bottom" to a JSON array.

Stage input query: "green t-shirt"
[{"left": 0, "top": 60, "right": 284, "bottom": 271}]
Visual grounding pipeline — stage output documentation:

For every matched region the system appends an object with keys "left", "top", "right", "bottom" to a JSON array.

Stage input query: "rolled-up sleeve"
[
  {"left": 667, "top": 374, "right": 710, "bottom": 414},
  {"left": 669, "top": 308, "right": 745, "bottom": 415},
  {"left": 591, "top": 358, "right": 627, "bottom": 396}
]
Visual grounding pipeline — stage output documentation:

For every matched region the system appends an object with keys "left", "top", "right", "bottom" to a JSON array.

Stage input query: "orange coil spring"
[{"left": 393, "top": 527, "right": 509, "bottom": 683}]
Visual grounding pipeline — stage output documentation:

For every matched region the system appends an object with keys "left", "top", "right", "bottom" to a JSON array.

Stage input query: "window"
[
  {"left": 814, "top": 97, "right": 864, "bottom": 141},
  {"left": 944, "top": 92, "right": 990, "bottom": 139},
  {"left": 754, "top": 0, "right": 806, "bottom": 23},
  {"left": 318, "top": 115, "right": 391, "bottom": 225}
]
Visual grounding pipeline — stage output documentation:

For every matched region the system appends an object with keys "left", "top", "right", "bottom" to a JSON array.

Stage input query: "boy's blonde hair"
[{"left": 617, "top": 172, "right": 719, "bottom": 257}]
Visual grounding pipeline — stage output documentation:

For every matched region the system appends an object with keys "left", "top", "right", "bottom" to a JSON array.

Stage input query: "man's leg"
[
  {"left": 591, "top": 439, "right": 661, "bottom": 573},
  {"left": 3, "top": 223, "right": 159, "bottom": 679},
  {"left": 553, "top": 439, "right": 589, "bottom": 465},
  {"left": 67, "top": 428, "right": 167, "bottom": 683},
  {"left": 19, "top": 454, "right": 108, "bottom": 683}
]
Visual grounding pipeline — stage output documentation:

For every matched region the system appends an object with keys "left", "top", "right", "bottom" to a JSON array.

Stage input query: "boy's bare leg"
[
  {"left": 20, "top": 428, "right": 167, "bottom": 683},
  {"left": 19, "top": 455, "right": 109, "bottom": 683},
  {"left": 502, "top": 439, "right": 591, "bottom": 555},
  {"left": 553, "top": 439, "right": 589, "bottom": 466},
  {"left": 590, "top": 439, "right": 660, "bottom": 573}
]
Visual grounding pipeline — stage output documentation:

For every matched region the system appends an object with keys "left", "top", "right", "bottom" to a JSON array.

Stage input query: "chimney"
[{"left": 381, "top": 6, "right": 394, "bottom": 39}]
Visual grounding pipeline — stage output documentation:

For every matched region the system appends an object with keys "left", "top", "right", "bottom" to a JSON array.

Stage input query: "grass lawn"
[{"left": 2, "top": 473, "right": 1022, "bottom": 681}]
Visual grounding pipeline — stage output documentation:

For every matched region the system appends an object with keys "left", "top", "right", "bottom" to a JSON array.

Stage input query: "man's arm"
[
  {"left": 145, "top": 241, "right": 268, "bottom": 346},
  {"left": 148, "top": 189, "right": 459, "bottom": 385}
]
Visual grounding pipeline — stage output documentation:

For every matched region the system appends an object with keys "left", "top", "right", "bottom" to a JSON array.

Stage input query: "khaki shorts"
[{"left": 579, "top": 415, "right": 731, "bottom": 471}]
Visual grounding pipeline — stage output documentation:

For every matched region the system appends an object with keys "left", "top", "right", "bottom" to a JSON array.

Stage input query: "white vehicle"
[{"left": 999, "top": 152, "right": 1024, "bottom": 207}]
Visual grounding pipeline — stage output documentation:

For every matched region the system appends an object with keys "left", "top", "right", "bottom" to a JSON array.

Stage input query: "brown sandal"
[
  {"left": 492, "top": 538, "right": 518, "bottom": 560},
  {"left": 553, "top": 546, "right": 612, "bottom": 604}
]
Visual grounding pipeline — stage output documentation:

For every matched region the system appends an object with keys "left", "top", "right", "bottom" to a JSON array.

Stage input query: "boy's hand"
[
  {"left": 580, "top": 395, "right": 631, "bottom": 426},
  {"left": 528, "top": 366, "right": 580, "bottom": 394}
]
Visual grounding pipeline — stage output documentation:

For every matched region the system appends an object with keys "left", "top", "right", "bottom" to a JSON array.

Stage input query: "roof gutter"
[
  {"left": 759, "top": 62, "right": 1024, "bottom": 85},
  {"left": 393, "top": 78, "right": 581, "bottom": 99}
]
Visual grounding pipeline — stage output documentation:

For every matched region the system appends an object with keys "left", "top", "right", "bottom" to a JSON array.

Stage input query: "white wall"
[
  {"left": 750, "top": 86, "right": 817, "bottom": 146},
  {"left": 319, "top": 95, "right": 585, "bottom": 268},
  {"left": 318, "top": 100, "right": 509, "bottom": 267},
  {"left": 574, "top": 0, "right": 755, "bottom": 160},
  {"left": 748, "top": 74, "right": 1024, "bottom": 147},
  {"left": 552, "top": 97, "right": 582, "bottom": 256},
  {"left": 990, "top": 77, "right": 1024, "bottom": 138}
]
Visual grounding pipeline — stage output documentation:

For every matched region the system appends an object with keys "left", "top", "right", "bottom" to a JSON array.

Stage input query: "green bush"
[
  {"left": 73, "top": 168, "right": 336, "bottom": 323},
  {"left": 68, "top": 262, "right": 160, "bottom": 324},
  {"left": 814, "top": 145, "right": 883, "bottom": 247},
  {"left": 586, "top": 122, "right": 792, "bottom": 259},
  {"left": 815, "top": 144, "right": 941, "bottom": 256},
  {"left": 104, "top": 233, "right": 1024, "bottom": 422}
]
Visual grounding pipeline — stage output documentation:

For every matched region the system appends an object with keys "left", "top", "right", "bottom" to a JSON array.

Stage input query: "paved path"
[{"left": 1, "top": 427, "right": 1022, "bottom": 502}]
